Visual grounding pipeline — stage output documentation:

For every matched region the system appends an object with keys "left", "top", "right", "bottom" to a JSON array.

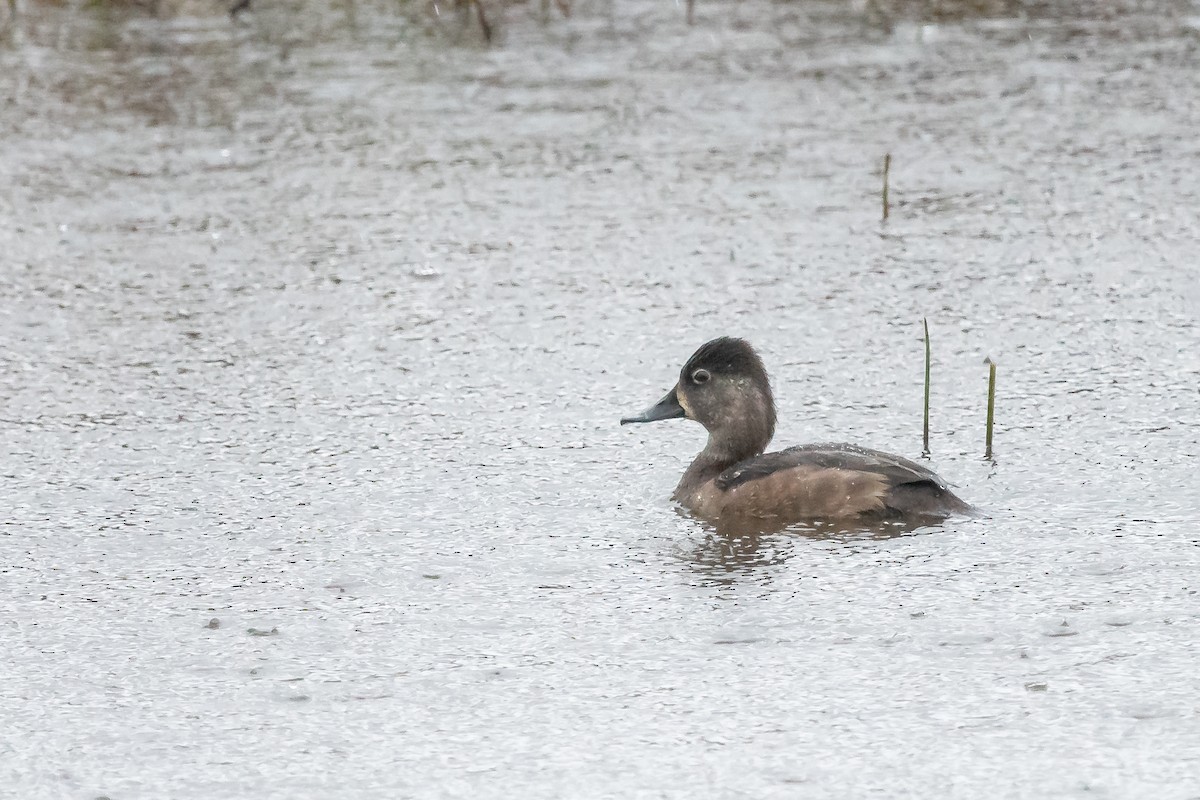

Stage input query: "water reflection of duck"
[
  {"left": 684, "top": 521, "right": 923, "bottom": 584},
  {"left": 621, "top": 337, "right": 970, "bottom": 529}
]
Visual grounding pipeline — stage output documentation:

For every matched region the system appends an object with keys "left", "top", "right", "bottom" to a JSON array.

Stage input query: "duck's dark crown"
[{"left": 681, "top": 336, "right": 769, "bottom": 384}]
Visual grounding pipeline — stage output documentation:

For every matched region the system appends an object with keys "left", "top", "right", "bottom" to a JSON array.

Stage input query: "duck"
[{"left": 620, "top": 337, "right": 970, "bottom": 525}]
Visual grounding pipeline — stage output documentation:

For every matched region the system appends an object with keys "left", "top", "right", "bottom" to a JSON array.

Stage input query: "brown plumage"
[{"left": 621, "top": 337, "right": 971, "bottom": 527}]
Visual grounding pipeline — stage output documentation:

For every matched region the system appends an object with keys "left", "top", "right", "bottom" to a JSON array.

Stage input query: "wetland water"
[{"left": 3, "top": 0, "right": 1200, "bottom": 797}]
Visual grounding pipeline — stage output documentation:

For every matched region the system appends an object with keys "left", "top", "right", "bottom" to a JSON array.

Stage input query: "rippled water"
[{"left": 3, "top": 0, "right": 1200, "bottom": 797}]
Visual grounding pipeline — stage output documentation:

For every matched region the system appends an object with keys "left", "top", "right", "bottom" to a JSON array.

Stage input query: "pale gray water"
[{"left": 2, "top": 0, "right": 1200, "bottom": 797}]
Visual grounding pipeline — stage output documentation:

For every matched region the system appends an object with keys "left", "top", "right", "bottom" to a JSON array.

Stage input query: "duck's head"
[{"left": 620, "top": 337, "right": 777, "bottom": 459}]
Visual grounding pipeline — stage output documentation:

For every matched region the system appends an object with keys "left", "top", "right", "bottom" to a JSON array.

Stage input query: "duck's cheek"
[
  {"left": 721, "top": 394, "right": 754, "bottom": 422},
  {"left": 676, "top": 388, "right": 696, "bottom": 420}
]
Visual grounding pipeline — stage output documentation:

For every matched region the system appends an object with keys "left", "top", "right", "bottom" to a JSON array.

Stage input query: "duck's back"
[{"left": 692, "top": 443, "right": 970, "bottom": 522}]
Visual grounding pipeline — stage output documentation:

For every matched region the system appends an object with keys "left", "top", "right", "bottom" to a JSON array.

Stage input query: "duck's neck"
[{"left": 674, "top": 418, "right": 774, "bottom": 500}]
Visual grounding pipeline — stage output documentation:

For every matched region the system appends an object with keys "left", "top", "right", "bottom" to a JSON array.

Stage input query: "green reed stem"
[
  {"left": 922, "top": 317, "right": 930, "bottom": 456},
  {"left": 985, "top": 358, "right": 997, "bottom": 460},
  {"left": 882, "top": 153, "right": 891, "bottom": 222}
]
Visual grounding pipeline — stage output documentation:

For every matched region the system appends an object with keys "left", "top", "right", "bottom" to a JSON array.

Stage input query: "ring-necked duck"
[{"left": 621, "top": 337, "right": 970, "bottom": 524}]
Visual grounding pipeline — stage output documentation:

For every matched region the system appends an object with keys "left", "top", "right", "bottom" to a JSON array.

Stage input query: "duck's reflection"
[{"left": 681, "top": 511, "right": 940, "bottom": 586}]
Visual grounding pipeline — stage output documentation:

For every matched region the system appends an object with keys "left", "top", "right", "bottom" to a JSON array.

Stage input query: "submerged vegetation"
[
  {"left": 10, "top": 0, "right": 570, "bottom": 41},
  {"left": 3, "top": 0, "right": 1107, "bottom": 45}
]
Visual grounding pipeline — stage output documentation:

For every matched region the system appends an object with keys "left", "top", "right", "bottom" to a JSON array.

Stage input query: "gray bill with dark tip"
[{"left": 620, "top": 387, "right": 685, "bottom": 425}]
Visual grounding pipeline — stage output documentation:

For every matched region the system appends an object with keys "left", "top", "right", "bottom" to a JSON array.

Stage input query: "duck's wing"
[{"left": 714, "top": 443, "right": 969, "bottom": 518}]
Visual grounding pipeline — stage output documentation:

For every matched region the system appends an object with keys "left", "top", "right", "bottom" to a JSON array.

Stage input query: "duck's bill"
[{"left": 620, "top": 388, "right": 686, "bottom": 425}]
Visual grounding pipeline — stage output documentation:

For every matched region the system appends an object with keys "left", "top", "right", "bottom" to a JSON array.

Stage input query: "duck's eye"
[{"left": 691, "top": 369, "right": 711, "bottom": 385}]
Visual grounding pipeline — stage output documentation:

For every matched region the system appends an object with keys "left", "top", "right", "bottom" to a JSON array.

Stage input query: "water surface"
[{"left": 3, "top": 1, "right": 1200, "bottom": 797}]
